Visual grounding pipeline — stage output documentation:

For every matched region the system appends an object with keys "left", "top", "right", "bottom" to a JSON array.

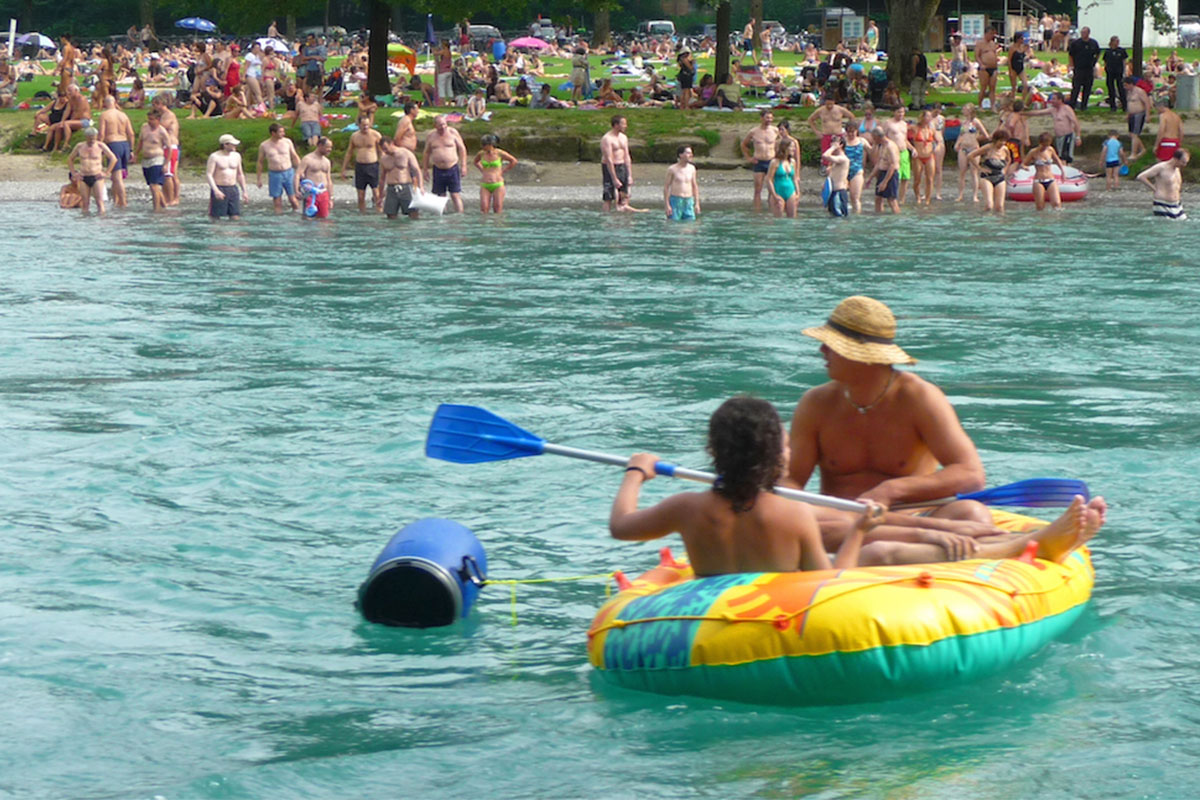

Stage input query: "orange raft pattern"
[{"left": 588, "top": 510, "right": 1094, "bottom": 705}]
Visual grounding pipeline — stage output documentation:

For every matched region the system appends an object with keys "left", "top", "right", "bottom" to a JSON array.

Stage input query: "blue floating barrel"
[{"left": 357, "top": 518, "right": 487, "bottom": 628}]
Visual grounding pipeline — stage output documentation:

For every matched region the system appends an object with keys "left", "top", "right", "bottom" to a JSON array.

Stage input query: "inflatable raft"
[
  {"left": 588, "top": 510, "right": 1093, "bottom": 706},
  {"left": 1007, "top": 165, "right": 1089, "bottom": 202}
]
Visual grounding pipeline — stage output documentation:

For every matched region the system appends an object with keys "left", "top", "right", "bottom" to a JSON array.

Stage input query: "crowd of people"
[{"left": 6, "top": 17, "right": 1191, "bottom": 220}]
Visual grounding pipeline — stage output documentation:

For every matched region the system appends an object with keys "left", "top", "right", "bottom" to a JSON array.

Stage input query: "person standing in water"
[
  {"left": 600, "top": 115, "right": 634, "bottom": 212},
  {"left": 663, "top": 144, "right": 700, "bottom": 221},
  {"left": 741, "top": 108, "right": 779, "bottom": 212},
  {"left": 257, "top": 122, "right": 302, "bottom": 213},
  {"left": 472, "top": 133, "right": 518, "bottom": 214},
  {"left": 340, "top": 113, "right": 384, "bottom": 213},
  {"left": 97, "top": 95, "right": 135, "bottom": 209},
  {"left": 66, "top": 127, "right": 118, "bottom": 215},
  {"left": 1137, "top": 148, "right": 1189, "bottom": 220}
]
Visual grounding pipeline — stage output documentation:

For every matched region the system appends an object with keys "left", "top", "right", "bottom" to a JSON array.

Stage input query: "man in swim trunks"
[
  {"left": 135, "top": 108, "right": 170, "bottom": 210},
  {"left": 256, "top": 122, "right": 301, "bottom": 213},
  {"left": 741, "top": 109, "right": 779, "bottom": 212},
  {"left": 868, "top": 129, "right": 901, "bottom": 214},
  {"left": 1124, "top": 76, "right": 1152, "bottom": 160},
  {"left": 1026, "top": 92, "right": 1080, "bottom": 163},
  {"left": 380, "top": 138, "right": 424, "bottom": 220},
  {"left": 949, "top": 35, "right": 967, "bottom": 82},
  {"left": 421, "top": 114, "right": 467, "bottom": 213},
  {"left": 786, "top": 296, "right": 1107, "bottom": 565},
  {"left": 1153, "top": 97, "right": 1184, "bottom": 162},
  {"left": 393, "top": 101, "right": 419, "bottom": 152},
  {"left": 600, "top": 114, "right": 634, "bottom": 212},
  {"left": 97, "top": 95, "right": 135, "bottom": 208},
  {"left": 340, "top": 113, "right": 384, "bottom": 213},
  {"left": 66, "top": 127, "right": 118, "bottom": 216},
  {"left": 206, "top": 133, "right": 249, "bottom": 221},
  {"left": 975, "top": 29, "right": 1000, "bottom": 109},
  {"left": 807, "top": 96, "right": 855, "bottom": 165},
  {"left": 147, "top": 93, "right": 181, "bottom": 206},
  {"left": 1137, "top": 148, "right": 1189, "bottom": 220},
  {"left": 662, "top": 144, "right": 700, "bottom": 221},
  {"left": 823, "top": 137, "right": 851, "bottom": 217},
  {"left": 296, "top": 90, "right": 324, "bottom": 149},
  {"left": 882, "top": 107, "right": 914, "bottom": 203},
  {"left": 298, "top": 136, "right": 334, "bottom": 219}
]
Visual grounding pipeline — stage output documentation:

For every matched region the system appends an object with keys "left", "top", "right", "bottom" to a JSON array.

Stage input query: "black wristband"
[{"left": 625, "top": 466, "right": 649, "bottom": 480}]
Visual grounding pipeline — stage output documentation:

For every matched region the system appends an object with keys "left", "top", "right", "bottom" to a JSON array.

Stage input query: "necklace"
[{"left": 844, "top": 370, "right": 895, "bottom": 415}]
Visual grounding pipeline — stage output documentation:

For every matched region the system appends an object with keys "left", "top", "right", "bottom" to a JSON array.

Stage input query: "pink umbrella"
[{"left": 508, "top": 36, "right": 552, "bottom": 50}]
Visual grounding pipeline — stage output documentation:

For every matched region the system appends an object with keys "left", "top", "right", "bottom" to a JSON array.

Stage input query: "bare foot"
[
  {"left": 1033, "top": 494, "right": 1086, "bottom": 563},
  {"left": 1078, "top": 496, "right": 1106, "bottom": 547}
]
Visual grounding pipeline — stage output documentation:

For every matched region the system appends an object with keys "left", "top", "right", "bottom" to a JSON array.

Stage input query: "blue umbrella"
[
  {"left": 175, "top": 17, "right": 218, "bottom": 33},
  {"left": 424, "top": 14, "right": 436, "bottom": 45}
]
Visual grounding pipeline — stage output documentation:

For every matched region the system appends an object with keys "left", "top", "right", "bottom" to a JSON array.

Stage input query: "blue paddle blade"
[
  {"left": 959, "top": 478, "right": 1089, "bottom": 507},
  {"left": 425, "top": 404, "right": 546, "bottom": 464}
]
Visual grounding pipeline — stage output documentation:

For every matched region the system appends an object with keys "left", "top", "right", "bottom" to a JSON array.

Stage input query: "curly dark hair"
[{"left": 707, "top": 395, "right": 783, "bottom": 513}]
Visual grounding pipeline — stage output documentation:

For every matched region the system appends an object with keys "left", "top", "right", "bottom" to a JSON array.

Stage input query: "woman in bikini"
[
  {"left": 472, "top": 133, "right": 517, "bottom": 214},
  {"left": 911, "top": 110, "right": 936, "bottom": 206},
  {"left": 954, "top": 103, "right": 991, "bottom": 202},
  {"left": 967, "top": 134, "right": 1015, "bottom": 212},
  {"left": 858, "top": 101, "right": 879, "bottom": 136},
  {"left": 1023, "top": 131, "right": 1066, "bottom": 211},
  {"left": 262, "top": 48, "right": 278, "bottom": 109},
  {"left": 765, "top": 138, "right": 799, "bottom": 219}
]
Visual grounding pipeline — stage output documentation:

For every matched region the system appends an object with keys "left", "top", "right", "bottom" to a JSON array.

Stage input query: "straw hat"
[{"left": 802, "top": 296, "right": 917, "bottom": 365}]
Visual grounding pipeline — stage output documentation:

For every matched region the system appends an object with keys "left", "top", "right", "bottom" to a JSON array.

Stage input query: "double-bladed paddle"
[{"left": 424, "top": 404, "right": 1089, "bottom": 511}]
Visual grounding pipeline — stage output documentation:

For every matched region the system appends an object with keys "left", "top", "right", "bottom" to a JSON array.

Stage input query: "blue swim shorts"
[
  {"left": 668, "top": 194, "right": 696, "bottom": 221},
  {"left": 269, "top": 167, "right": 295, "bottom": 198}
]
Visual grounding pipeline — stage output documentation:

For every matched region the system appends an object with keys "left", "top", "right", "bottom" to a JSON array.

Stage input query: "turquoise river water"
[{"left": 2, "top": 203, "right": 1199, "bottom": 799}]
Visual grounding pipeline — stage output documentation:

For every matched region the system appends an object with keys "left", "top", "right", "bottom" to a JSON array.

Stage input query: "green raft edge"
[{"left": 593, "top": 601, "right": 1090, "bottom": 707}]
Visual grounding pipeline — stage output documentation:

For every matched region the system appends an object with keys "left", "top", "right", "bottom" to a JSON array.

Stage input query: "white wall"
[{"left": 1078, "top": 0, "right": 1179, "bottom": 47}]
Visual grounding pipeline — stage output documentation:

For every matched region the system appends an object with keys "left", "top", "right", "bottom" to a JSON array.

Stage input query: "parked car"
[
  {"left": 637, "top": 20, "right": 676, "bottom": 38},
  {"left": 1180, "top": 15, "right": 1200, "bottom": 47},
  {"left": 468, "top": 24, "right": 501, "bottom": 42},
  {"left": 529, "top": 18, "right": 556, "bottom": 39}
]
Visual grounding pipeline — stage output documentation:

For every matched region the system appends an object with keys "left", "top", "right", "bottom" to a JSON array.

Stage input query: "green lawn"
[{"left": 5, "top": 46, "right": 1198, "bottom": 167}]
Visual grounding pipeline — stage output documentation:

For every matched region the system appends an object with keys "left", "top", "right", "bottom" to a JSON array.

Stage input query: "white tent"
[{"left": 1078, "top": 0, "right": 1179, "bottom": 47}]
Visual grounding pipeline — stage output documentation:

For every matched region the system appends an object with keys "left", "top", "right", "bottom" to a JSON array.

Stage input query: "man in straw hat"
[{"left": 787, "top": 295, "right": 1106, "bottom": 565}]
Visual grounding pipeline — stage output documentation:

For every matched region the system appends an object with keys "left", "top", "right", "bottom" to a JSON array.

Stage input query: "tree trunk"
[
  {"left": 367, "top": 0, "right": 391, "bottom": 96},
  {"left": 139, "top": 0, "right": 154, "bottom": 28},
  {"left": 324, "top": 0, "right": 330, "bottom": 34},
  {"left": 286, "top": 14, "right": 296, "bottom": 42},
  {"left": 884, "top": 0, "right": 940, "bottom": 85},
  {"left": 749, "top": 0, "right": 763, "bottom": 61},
  {"left": 22, "top": 0, "right": 33, "bottom": 30},
  {"left": 592, "top": 6, "right": 610, "bottom": 48},
  {"left": 715, "top": 1, "right": 731, "bottom": 83},
  {"left": 1132, "top": 0, "right": 1145, "bottom": 77}
]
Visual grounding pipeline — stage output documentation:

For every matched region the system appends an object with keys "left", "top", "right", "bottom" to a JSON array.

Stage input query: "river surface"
[{"left": 2, "top": 203, "right": 1198, "bottom": 799}]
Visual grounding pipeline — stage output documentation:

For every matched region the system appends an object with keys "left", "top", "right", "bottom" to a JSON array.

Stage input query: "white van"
[{"left": 637, "top": 20, "right": 676, "bottom": 38}]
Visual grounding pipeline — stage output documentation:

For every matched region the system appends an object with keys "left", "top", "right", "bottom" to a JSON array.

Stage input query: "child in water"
[{"left": 610, "top": 395, "right": 882, "bottom": 576}]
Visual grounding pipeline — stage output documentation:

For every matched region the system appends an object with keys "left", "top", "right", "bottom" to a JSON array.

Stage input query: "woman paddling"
[{"left": 610, "top": 395, "right": 881, "bottom": 577}]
